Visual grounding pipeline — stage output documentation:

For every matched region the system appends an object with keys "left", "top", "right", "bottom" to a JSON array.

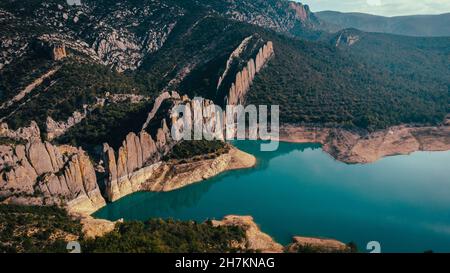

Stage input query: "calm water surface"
[{"left": 94, "top": 141, "right": 450, "bottom": 253}]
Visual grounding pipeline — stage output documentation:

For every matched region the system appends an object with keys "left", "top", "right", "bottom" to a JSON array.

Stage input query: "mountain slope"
[{"left": 317, "top": 11, "right": 450, "bottom": 37}]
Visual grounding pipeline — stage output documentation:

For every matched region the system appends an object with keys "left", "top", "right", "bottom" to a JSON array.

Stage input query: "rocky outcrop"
[
  {"left": 0, "top": 121, "right": 41, "bottom": 142},
  {"left": 52, "top": 43, "right": 67, "bottom": 61},
  {"left": 225, "top": 41, "right": 274, "bottom": 105},
  {"left": 141, "top": 147, "right": 256, "bottom": 192},
  {"left": 285, "top": 236, "right": 351, "bottom": 253},
  {"left": 102, "top": 130, "right": 163, "bottom": 202},
  {"left": 70, "top": 212, "right": 122, "bottom": 239},
  {"left": 223, "top": 0, "right": 319, "bottom": 35},
  {"left": 211, "top": 215, "right": 284, "bottom": 253},
  {"left": 142, "top": 91, "right": 174, "bottom": 130},
  {"left": 217, "top": 35, "right": 253, "bottom": 91},
  {"left": 211, "top": 215, "right": 350, "bottom": 253},
  {"left": 279, "top": 124, "right": 450, "bottom": 164},
  {"left": 46, "top": 112, "right": 85, "bottom": 141},
  {"left": 0, "top": 140, "right": 105, "bottom": 214},
  {"left": 288, "top": 2, "right": 315, "bottom": 23},
  {"left": 102, "top": 91, "right": 256, "bottom": 201}
]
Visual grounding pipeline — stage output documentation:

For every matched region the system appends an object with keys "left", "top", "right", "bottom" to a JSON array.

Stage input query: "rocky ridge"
[
  {"left": 0, "top": 139, "right": 105, "bottom": 214},
  {"left": 225, "top": 41, "right": 274, "bottom": 105}
]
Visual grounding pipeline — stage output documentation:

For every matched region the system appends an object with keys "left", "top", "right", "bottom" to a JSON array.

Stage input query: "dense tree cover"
[
  {"left": 0, "top": 205, "right": 82, "bottom": 253},
  {"left": 0, "top": 50, "right": 54, "bottom": 104},
  {"left": 0, "top": 205, "right": 246, "bottom": 253},
  {"left": 2, "top": 10, "right": 448, "bottom": 143},
  {"left": 139, "top": 16, "right": 448, "bottom": 131},
  {"left": 82, "top": 219, "right": 246, "bottom": 253},
  {"left": 55, "top": 101, "right": 152, "bottom": 153},
  {"left": 165, "top": 140, "right": 229, "bottom": 161},
  {"left": 2, "top": 60, "right": 147, "bottom": 132},
  {"left": 246, "top": 31, "right": 449, "bottom": 131}
]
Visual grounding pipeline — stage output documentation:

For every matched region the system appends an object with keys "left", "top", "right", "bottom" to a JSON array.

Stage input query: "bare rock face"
[
  {"left": 0, "top": 121, "right": 41, "bottom": 142},
  {"left": 288, "top": 2, "right": 310, "bottom": 22},
  {"left": 0, "top": 140, "right": 105, "bottom": 214},
  {"left": 226, "top": 41, "right": 274, "bottom": 105},
  {"left": 141, "top": 147, "right": 256, "bottom": 192},
  {"left": 52, "top": 43, "right": 67, "bottom": 60},
  {"left": 70, "top": 212, "right": 121, "bottom": 239},
  {"left": 211, "top": 215, "right": 284, "bottom": 253},
  {"left": 280, "top": 125, "right": 450, "bottom": 164},
  {"left": 217, "top": 35, "right": 253, "bottom": 91},
  {"left": 102, "top": 131, "right": 163, "bottom": 202},
  {"left": 285, "top": 236, "right": 350, "bottom": 253}
]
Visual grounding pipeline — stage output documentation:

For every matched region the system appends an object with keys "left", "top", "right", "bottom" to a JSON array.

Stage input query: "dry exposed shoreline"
[
  {"left": 73, "top": 123, "right": 449, "bottom": 250},
  {"left": 279, "top": 124, "right": 450, "bottom": 164}
]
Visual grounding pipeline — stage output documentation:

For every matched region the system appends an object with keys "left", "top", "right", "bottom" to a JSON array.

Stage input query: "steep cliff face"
[
  {"left": 0, "top": 140, "right": 105, "bottom": 213},
  {"left": 101, "top": 91, "right": 257, "bottom": 201},
  {"left": 225, "top": 41, "right": 274, "bottom": 105},
  {"left": 51, "top": 43, "right": 67, "bottom": 61},
  {"left": 219, "top": 0, "right": 320, "bottom": 35},
  {"left": 102, "top": 130, "right": 164, "bottom": 202}
]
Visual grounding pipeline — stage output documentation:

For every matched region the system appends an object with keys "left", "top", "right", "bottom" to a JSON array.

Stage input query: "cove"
[{"left": 93, "top": 141, "right": 450, "bottom": 253}]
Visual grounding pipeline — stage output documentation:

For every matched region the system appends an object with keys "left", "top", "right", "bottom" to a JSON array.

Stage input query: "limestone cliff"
[
  {"left": 102, "top": 92, "right": 257, "bottom": 201},
  {"left": 52, "top": 43, "right": 67, "bottom": 61},
  {"left": 102, "top": 130, "right": 164, "bottom": 202},
  {"left": 225, "top": 41, "right": 274, "bottom": 105},
  {"left": 0, "top": 140, "right": 105, "bottom": 214}
]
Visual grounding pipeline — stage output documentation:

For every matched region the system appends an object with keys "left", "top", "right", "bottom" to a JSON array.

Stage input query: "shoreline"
[
  {"left": 70, "top": 123, "right": 449, "bottom": 243},
  {"left": 278, "top": 124, "right": 450, "bottom": 164},
  {"left": 68, "top": 146, "right": 256, "bottom": 215},
  {"left": 77, "top": 123, "right": 450, "bottom": 215}
]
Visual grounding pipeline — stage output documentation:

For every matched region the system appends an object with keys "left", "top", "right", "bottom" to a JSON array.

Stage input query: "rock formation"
[
  {"left": 211, "top": 215, "right": 284, "bottom": 253},
  {"left": 140, "top": 147, "right": 256, "bottom": 192},
  {"left": 52, "top": 43, "right": 67, "bottom": 61},
  {"left": 217, "top": 35, "right": 253, "bottom": 91},
  {"left": 285, "top": 236, "right": 351, "bottom": 253},
  {"left": 279, "top": 124, "right": 450, "bottom": 164},
  {"left": 289, "top": 2, "right": 311, "bottom": 22},
  {"left": 225, "top": 41, "right": 274, "bottom": 105},
  {"left": 102, "top": 130, "right": 164, "bottom": 202},
  {"left": 0, "top": 121, "right": 41, "bottom": 142},
  {"left": 0, "top": 140, "right": 105, "bottom": 214}
]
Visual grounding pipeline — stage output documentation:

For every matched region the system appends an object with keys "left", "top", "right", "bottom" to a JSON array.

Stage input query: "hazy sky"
[{"left": 300, "top": 0, "right": 450, "bottom": 16}]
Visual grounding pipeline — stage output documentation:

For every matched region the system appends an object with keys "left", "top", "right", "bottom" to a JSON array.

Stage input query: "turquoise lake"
[{"left": 93, "top": 141, "right": 450, "bottom": 253}]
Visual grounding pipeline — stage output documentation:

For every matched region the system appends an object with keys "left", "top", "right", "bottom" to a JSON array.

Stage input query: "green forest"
[{"left": 0, "top": 205, "right": 246, "bottom": 253}]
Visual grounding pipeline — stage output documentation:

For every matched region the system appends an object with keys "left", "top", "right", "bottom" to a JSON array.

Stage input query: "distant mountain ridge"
[{"left": 317, "top": 11, "right": 450, "bottom": 37}]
